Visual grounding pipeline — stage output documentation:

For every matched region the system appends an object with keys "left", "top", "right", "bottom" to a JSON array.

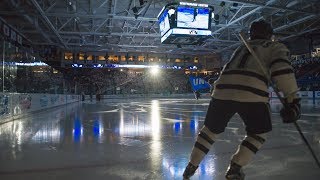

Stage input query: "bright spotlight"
[
  {"left": 168, "top": 8, "right": 175, "bottom": 16},
  {"left": 150, "top": 66, "right": 160, "bottom": 75}
]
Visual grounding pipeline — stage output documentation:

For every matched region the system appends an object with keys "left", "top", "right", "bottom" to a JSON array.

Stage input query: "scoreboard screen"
[{"left": 177, "top": 7, "right": 210, "bottom": 29}]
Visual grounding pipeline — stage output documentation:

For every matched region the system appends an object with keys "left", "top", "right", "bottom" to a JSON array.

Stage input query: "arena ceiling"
[{"left": 0, "top": 0, "right": 320, "bottom": 56}]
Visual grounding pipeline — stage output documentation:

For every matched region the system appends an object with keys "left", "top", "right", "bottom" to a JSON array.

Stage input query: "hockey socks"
[
  {"left": 188, "top": 126, "right": 218, "bottom": 167},
  {"left": 231, "top": 133, "right": 266, "bottom": 166}
]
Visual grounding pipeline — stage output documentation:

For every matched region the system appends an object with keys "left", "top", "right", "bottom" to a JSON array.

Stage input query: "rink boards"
[
  {"left": 1, "top": 91, "right": 319, "bottom": 124},
  {"left": 0, "top": 93, "right": 80, "bottom": 124}
]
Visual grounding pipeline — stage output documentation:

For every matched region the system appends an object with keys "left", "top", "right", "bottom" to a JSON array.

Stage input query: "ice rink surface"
[{"left": 0, "top": 97, "right": 319, "bottom": 180}]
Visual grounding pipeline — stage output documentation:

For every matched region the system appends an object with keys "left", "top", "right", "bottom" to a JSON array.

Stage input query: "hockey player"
[
  {"left": 194, "top": 90, "right": 201, "bottom": 100},
  {"left": 183, "top": 20, "right": 301, "bottom": 180}
]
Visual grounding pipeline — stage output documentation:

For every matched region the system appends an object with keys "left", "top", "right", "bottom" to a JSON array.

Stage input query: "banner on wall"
[
  {"left": 315, "top": 91, "right": 320, "bottom": 98},
  {"left": 3, "top": 24, "right": 10, "bottom": 37},
  {"left": 189, "top": 76, "right": 210, "bottom": 91},
  {"left": 17, "top": 35, "right": 22, "bottom": 45},
  {"left": 1, "top": 19, "right": 23, "bottom": 45},
  {"left": 10, "top": 30, "right": 16, "bottom": 41}
]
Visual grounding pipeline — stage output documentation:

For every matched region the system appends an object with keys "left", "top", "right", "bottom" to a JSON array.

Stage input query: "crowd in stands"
[
  {"left": 15, "top": 66, "right": 66, "bottom": 94},
  {"left": 72, "top": 68, "right": 191, "bottom": 96},
  {"left": 291, "top": 56, "right": 320, "bottom": 91},
  {"left": 10, "top": 54, "right": 320, "bottom": 94}
]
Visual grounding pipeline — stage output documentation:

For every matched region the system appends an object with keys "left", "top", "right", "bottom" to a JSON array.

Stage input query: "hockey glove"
[{"left": 280, "top": 98, "right": 301, "bottom": 123}]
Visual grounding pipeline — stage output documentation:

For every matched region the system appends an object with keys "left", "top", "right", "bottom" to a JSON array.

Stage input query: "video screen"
[
  {"left": 159, "top": 10, "right": 170, "bottom": 36},
  {"left": 177, "top": 6, "right": 209, "bottom": 29}
]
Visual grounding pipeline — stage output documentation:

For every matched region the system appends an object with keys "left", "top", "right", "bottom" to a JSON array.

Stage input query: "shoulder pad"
[
  {"left": 271, "top": 42, "right": 289, "bottom": 51},
  {"left": 270, "top": 42, "right": 290, "bottom": 59}
]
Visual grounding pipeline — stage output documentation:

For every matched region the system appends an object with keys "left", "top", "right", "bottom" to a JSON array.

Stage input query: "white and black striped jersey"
[{"left": 212, "top": 39, "right": 299, "bottom": 102}]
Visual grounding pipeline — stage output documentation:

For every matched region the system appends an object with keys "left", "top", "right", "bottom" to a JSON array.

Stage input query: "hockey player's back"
[
  {"left": 183, "top": 20, "right": 301, "bottom": 180},
  {"left": 212, "top": 39, "right": 298, "bottom": 103}
]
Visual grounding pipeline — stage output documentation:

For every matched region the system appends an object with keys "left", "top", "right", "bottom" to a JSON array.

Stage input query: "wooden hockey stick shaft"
[{"left": 239, "top": 32, "right": 320, "bottom": 168}]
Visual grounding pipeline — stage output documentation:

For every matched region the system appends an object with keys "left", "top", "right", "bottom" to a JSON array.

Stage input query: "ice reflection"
[
  {"left": 12, "top": 121, "right": 24, "bottom": 146},
  {"left": 162, "top": 157, "right": 187, "bottom": 177},
  {"left": 32, "top": 128, "right": 61, "bottom": 143},
  {"left": 119, "top": 106, "right": 151, "bottom": 137},
  {"left": 190, "top": 111, "right": 199, "bottom": 136},
  {"left": 73, "top": 117, "right": 83, "bottom": 143},
  {"left": 0, "top": 120, "right": 25, "bottom": 159},
  {"left": 162, "top": 155, "right": 217, "bottom": 179},
  {"left": 150, "top": 100, "right": 162, "bottom": 171},
  {"left": 173, "top": 122, "right": 182, "bottom": 135},
  {"left": 151, "top": 100, "right": 161, "bottom": 140},
  {"left": 93, "top": 119, "right": 104, "bottom": 136},
  {"left": 0, "top": 121, "right": 22, "bottom": 146},
  {"left": 118, "top": 100, "right": 161, "bottom": 138}
]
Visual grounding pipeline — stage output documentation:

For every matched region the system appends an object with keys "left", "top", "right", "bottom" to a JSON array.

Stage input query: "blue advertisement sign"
[{"left": 189, "top": 76, "right": 210, "bottom": 91}]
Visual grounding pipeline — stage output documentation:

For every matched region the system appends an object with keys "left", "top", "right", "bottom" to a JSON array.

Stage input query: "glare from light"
[
  {"left": 151, "top": 100, "right": 161, "bottom": 139},
  {"left": 150, "top": 66, "right": 160, "bottom": 75},
  {"left": 168, "top": 8, "right": 175, "bottom": 16},
  {"left": 150, "top": 100, "right": 162, "bottom": 170}
]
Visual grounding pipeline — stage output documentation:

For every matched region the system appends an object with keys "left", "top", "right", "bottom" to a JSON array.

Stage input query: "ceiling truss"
[{"left": 0, "top": 0, "right": 319, "bottom": 56}]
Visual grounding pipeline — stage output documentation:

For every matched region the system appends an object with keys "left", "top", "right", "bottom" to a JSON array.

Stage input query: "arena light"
[
  {"left": 150, "top": 65, "right": 160, "bottom": 75},
  {"left": 15, "top": 62, "right": 48, "bottom": 66},
  {"left": 168, "top": 8, "right": 175, "bottom": 16}
]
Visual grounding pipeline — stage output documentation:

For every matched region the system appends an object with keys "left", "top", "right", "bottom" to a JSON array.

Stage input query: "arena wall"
[{"left": 0, "top": 93, "right": 80, "bottom": 124}]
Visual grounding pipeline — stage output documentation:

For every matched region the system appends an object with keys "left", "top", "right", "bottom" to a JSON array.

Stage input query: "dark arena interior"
[{"left": 0, "top": 0, "right": 320, "bottom": 180}]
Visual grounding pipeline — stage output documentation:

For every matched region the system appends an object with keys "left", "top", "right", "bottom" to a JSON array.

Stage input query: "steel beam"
[
  {"left": 58, "top": 17, "right": 73, "bottom": 31},
  {"left": 30, "top": 0, "right": 68, "bottom": 48},
  {"left": 45, "top": 12, "right": 158, "bottom": 21},
  {"left": 281, "top": 27, "right": 320, "bottom": 40},
  {"left": 213, "top": 0, "right": 277, "bottom": 34},
  {"left": 59, "top": 31, "right": 159, "bottom": 37},
  {"left": 0, "top": 16, "right": 32, "bottom": 44},
  {"left": 93, "top": 0, "right": 109, "bottom": 14},
  {"left": 45, "top": 1, "right": 57, "bottom": 13},
  {"left": 216, "top": 0, "right": 317, "bottom": 14},
  {"left": 218, "top": 14, "right": 319, "bottom": 52},
  {"left": 274, "top": 15, "right": 317, "bottom": 32}
]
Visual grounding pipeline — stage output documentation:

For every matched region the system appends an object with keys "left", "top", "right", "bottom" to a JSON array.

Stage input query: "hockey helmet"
[{"left": 249, "top": 20, "right": 273, "bottom": 40}]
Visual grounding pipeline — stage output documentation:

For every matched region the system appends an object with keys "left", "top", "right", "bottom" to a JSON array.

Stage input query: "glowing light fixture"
[
  {"left": 168, "top": 8, "right": 175, "bottom": 16},
  {"left": 150, "top": 65, "right": 160, "bottom": 75}
]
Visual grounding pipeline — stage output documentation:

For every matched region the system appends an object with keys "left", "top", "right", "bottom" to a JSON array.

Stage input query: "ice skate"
[
  {"left": 225, "top": 162, "right": 245, "bottom": 180},
  {"left": 183, "top": 162, "right": 198, "bottom": 179}
]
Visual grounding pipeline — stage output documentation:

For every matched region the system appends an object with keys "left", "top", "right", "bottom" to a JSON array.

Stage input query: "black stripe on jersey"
[
  {"left": 199, "top": 131, "right": 214, "bottom": 145},
  {"left": 194, "top": 142, "right": 209, "bottom": 154},
  {"left": 241, "top": 140, "right": 258, "bottom": 153},
  {"left": 222, "top": 70, "right": 268, "bottom": 85},
  {"left": 247, "top": 134, "right": 265, "bottom": 144},
  {"left": 269, "top": 59, "right": 291, "bottom": 68},
  {"left": 271, "top": 69, "right": 294, "bottom": 77},
  {"left": 216, "top": 84, "right": 269, "bottom": 97}
]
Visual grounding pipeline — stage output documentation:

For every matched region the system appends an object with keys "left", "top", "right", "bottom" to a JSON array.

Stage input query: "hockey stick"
[{"left": 239, "top": 32, "right": 320, "bottom": 168}]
